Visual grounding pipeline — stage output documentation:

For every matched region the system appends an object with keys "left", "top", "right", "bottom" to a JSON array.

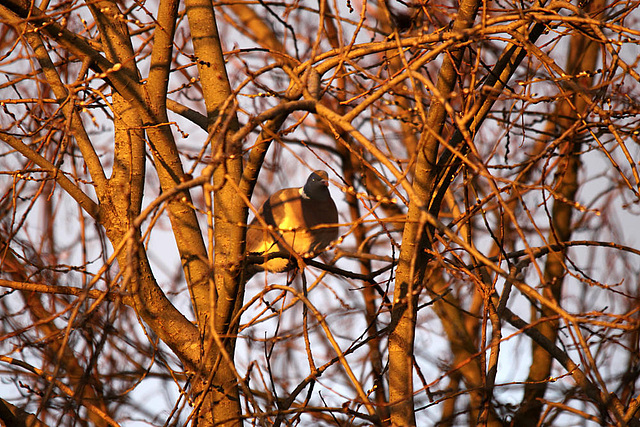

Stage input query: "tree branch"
[{"left": 0, "top": 132, "right": 100, "bottom": 220}]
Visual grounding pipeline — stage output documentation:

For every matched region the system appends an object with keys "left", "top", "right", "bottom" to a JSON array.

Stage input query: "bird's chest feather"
[
  {"left": 276, "top": 198, "right": 335, "bottom": 229},
  {"left": 272, "top": 197, "right": 337, "bottom": 253},
  {"left": 276, "top": 198, "right": 306, "bottom": 231}
]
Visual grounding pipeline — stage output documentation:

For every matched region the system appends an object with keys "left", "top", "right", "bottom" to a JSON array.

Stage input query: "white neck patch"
[{"left": 299, "top": 187, "right": 310, "bottom": 199}]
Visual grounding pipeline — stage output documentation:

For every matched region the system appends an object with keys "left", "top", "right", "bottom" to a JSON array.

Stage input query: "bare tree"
[{"left": 1, "top": 0, "right": 639, "bottom": 425}]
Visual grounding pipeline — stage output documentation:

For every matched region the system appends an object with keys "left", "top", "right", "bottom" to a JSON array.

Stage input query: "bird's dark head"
[{"left": 302, "top": 170, "right": 331, "bottom": 200}]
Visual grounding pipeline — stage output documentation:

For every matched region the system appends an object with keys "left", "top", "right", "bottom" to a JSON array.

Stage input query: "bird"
[{"left": 245, "top": 170, "right": 339, "bottom": 274}]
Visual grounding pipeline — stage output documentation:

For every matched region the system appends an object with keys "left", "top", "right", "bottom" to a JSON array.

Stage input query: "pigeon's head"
[{"left": 302, "top": 170, "right": 331, "bottom": 200}]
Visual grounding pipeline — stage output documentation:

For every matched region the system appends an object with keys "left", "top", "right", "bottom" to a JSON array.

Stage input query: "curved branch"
[
  {"left": 167, "top": 98, "right": 209, "bottom": 130},
  {"left": 0, "top": 279, "right": 121, "bottom": 301},
  {"left": 0, "top": 356, "right": 121, "bottom": 427},
  {"left": 0, "top": 132, "right": 100, "bottom": 220}
]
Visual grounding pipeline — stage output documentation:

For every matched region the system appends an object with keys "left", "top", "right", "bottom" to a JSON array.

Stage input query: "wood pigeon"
[{"left": 245, "top": 170, "right": 339, "bottom": 274}]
